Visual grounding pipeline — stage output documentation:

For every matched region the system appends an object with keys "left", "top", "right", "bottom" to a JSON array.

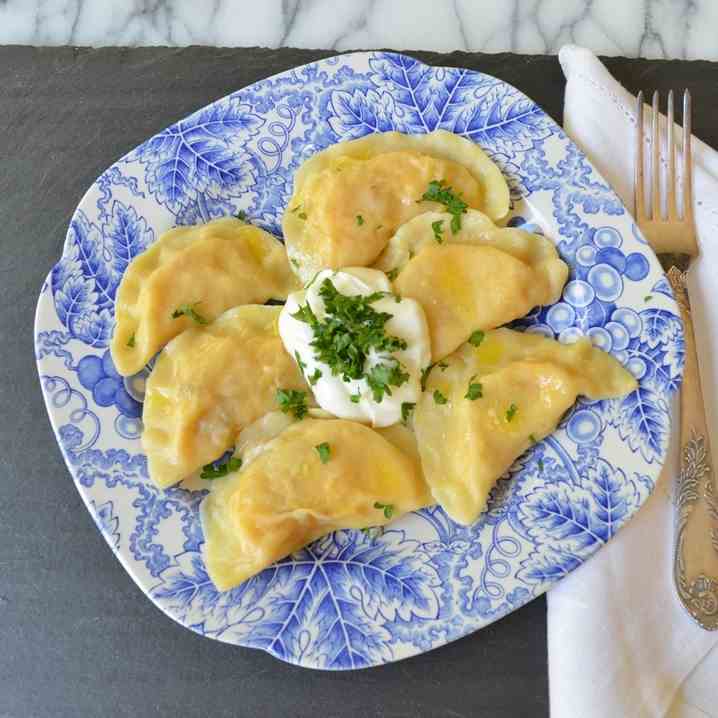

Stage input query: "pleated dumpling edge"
[{"left": 111, "top": 217, "right": 300, "bottom": 376}]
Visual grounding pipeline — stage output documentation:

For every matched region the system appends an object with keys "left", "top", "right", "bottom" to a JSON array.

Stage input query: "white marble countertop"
[{"left": 0, "top": 0, "right": 715, "bottom": 60}]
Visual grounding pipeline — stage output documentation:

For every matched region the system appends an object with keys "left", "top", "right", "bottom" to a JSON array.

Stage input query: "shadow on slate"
[{"left": 1, "top": 45, "right": 717, "bottom": 718}]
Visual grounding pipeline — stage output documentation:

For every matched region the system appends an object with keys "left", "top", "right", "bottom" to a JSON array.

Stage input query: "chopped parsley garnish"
[
  {"left": 298, "top": 212, "right": 308, "bottom": 220},
  {"left": 350, "top": 392, "right": 361, "bottom": 403},
  {"left": 433, "top": 389, "right": 448, "bottom": 405},
  {"left": 171, "top": 303, "right": 208, "bottom": 324},
  {"left": 529, "top": 433, "right": 537, "bottom": 444},
  {"left": 644, "top": 295, "right": 653, "bottom": 302},
  {"left": 200, "top": 456, "right": 242, "bottom": 480},
  {"left": 276, "top": 388, "right": 308, "bottom": 419},
  {"left": 386, "top": 268, "right": 399, "bottom": 281},
  {"left": 465, "top": 377, "right": 483, "bottom": 400},
  {"left": 419, "top": 361, "right": 448, "bottom": 393},
  {"left": 308, "top": 368, "right": 322, "bottom": 386},
  {"left": 420, "top": 364, "right": 434, "bottom": 391},
  {"left": 356, "top": 214, "right": 364, "bottom": 226},
  {"left": 361, "top": 526, "right": 384, "bottom": 539},
  {"left": 376, "top": 224, "right": 384, "bottom": 230},
  {"left": 291, "top": 301, "right": 317, "bottom": 325},
  {"left": 292, "top": 278, "right": 409, "bottom": 402},
  {"left": 431, "top": 219, "right": 445, "bottom": 243},
  {"left": 468, "top": 329, "right": 485, "bottom": 347},
  {"left": 291, "top": 258, "right": 300, "bottom": 269},
  {"left": 419, "top": 180, "right": 468, "bottom": 233},
  {"left": 366, "top": 360, "right": 410, "bottom": 403},
  {"left": 290, "top": 204, "right": 302, "bottom": 213},
  {"left": 126, "top": 334, "right": 135, "bottom": 348},
  {"left": 374, "top": 501, "right": 395, "bottom": 519},
  {"left": 234, "top": 210, "right": 247, "bottom": 221},
  {"left": 315, "top": 442, "right": 331, "bottom": 464},
  {"left": 294, "top": 351, "right": 307, "bottom": 371},
  {"left": 506, "top": 403, "right": 518, "bottom": 422},
  {"left": 538, "top": 458, "right": 545, "bottom": 473},
  {"left": 401, "top": 402, "right": 416, "bottom": 425}
]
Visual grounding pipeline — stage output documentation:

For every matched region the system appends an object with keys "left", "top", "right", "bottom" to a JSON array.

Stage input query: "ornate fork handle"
[{"left": 667, "top": 267, "right": 718, "bottom": 630}]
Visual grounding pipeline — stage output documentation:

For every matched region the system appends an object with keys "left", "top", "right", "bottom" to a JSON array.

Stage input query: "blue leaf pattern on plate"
[
  {"left": 103, "top": 200, "right": 154, "bottom": 280},
  {"left": 328, "top": 89, "right": 397, "bottom": 138},
  {"left": 615, "top": 385, "right": 669, "bottom": 463},
  {"left": 51, "top": 201, "right": 152, "bottom": 347},
  {"left": 131, "top": 98, "right": 264, "bottom": 217}
]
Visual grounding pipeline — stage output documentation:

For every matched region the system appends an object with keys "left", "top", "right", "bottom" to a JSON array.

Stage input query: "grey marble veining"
[{"left": 0, "top": 0, "right": 715, "bottom": 60}]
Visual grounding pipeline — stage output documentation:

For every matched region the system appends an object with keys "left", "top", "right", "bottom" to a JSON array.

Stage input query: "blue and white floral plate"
[{"left": 35, "top": 52, "right": 684, "bottom": 670}]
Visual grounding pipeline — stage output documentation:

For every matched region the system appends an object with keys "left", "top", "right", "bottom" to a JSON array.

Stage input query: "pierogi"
[
  {"left": 414, "top": 329, "right": 638, "bottom": 524},
  {"left": 233, "top": 409, "right": 423, "bottom": 475},
  {"left": 111, "top": 217, "right": 299, "bottom": 376},
  {"left": 142, "top": 305, "right": 308, "bottom": 489},
  {"left": 374, "top": 209, "right": 563, "bottom": 276},
  {"left": 283, "top": 130, "right": 510, "bottom": 282},
  {"left": 379, "top": 210, "right": 568, "bottom": 360},
  {"left": 201, "top": 417, "right": 432, "bottom": 590}
]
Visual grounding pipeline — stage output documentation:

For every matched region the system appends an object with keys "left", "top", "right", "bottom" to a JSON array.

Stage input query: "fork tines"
[{"left": 634, "top": 89, "right": 693, "bottom": 224}]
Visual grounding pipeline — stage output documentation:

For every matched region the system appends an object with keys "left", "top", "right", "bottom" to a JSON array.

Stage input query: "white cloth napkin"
[{"left": 548, "top": 45, "right": 718, "bottom": 718}]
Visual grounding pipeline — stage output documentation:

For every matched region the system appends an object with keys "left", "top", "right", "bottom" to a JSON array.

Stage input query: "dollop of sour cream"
[{"left": 278, "top": 268, "right": 431, "bottom": 427}]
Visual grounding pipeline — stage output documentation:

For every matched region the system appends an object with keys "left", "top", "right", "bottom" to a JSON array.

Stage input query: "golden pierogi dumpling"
[
  {"left": 375, "top": 209, "right": 565, "bottom": 277},
  {"left": 283, "top": 130, "right": 510, "bottom": 282},
  {"left": 142, "top": 305, "right": 309, "bottom": 489},
  {"left": 414, "top": 329, "right": 637, "bottom": 525},
  {"left": 232, "top": 410, "right": 424, "bottom": 476},
  {"left": 391, "top": 216, "right": 569, "bottom": 359},
  {"left": 200, "top": 417, "right": 432, "bottom": 591},
  {"left": 111, "top": 217, "right": 300, "bottom": 376},
  {"left": 373, "top": 209, "right": 495, "bottom": 273}
]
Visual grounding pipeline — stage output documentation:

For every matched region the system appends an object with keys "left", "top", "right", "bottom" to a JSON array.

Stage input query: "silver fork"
[{"left": 635, "top": 90, "right": 718, "bottom": 630}]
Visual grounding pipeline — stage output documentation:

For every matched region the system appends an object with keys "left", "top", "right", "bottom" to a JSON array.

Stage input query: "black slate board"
[{"left": 2, "top": 46, "right": 718, "bottom": 718}]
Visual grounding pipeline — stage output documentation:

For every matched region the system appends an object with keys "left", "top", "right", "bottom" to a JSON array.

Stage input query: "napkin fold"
[{"left": 548, "top": 45, "right": 718, "bottom": 718}]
